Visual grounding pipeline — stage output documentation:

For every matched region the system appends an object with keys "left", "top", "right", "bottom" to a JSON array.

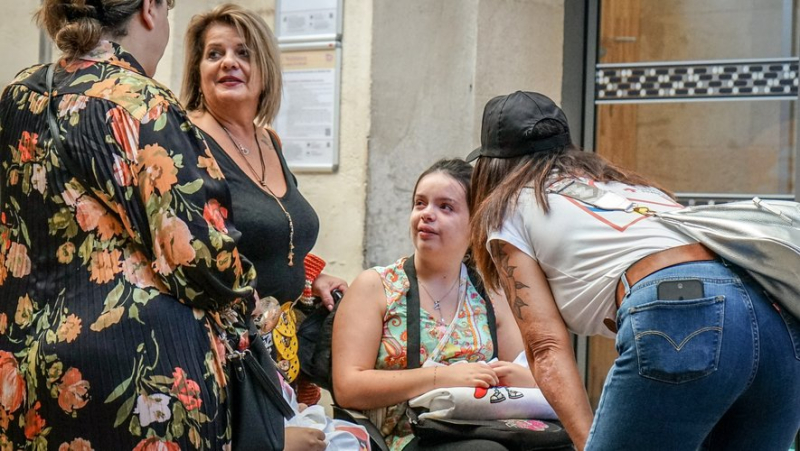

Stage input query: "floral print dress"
[
  {"left": 371, "top": 256, "right": 495, "bottom": 451},
  {"left": 0, "top": 41, "right": 256, "bottom": 450}
]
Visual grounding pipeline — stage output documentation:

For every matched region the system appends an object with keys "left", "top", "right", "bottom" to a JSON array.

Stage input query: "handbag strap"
[
  {"left": 403, "top": 255, "right": 498, "bottom": 370},
  {"left": 46, "top": 63, "right": 95, "bottom": 197},
  {"left": 546, "top": 178, "right": 656, "bottom": 215},
  {"left": 226, "top": 321, "right": 296, "bottom": 419}
]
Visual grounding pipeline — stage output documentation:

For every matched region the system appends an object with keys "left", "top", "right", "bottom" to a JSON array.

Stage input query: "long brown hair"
[
  {"left": 181, "top": 3, "right": 283, "bottom": 127},
  {"left": 469, "top": 119, "right": 672, "bottom": 291}
]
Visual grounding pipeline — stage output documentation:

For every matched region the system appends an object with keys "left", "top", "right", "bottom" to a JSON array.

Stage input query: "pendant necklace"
[
  {"left": 220, "top": 124, "right": 295, "bottom": 266},
  {"left": 419, "top": 275, "right": 460, "bottom": 326}
]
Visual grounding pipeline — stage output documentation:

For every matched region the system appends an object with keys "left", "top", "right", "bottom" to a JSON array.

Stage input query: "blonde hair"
[
  {"left": 35, "top": 0, "right": 174, "bottom": 61},
  {"left": 181, "top": 3, "right": 282, "bottom": 127}
]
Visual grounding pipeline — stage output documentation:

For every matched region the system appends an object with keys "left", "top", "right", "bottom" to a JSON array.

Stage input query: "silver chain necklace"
[{"left": 419, "top": 276, "right": 460, "bottom": 326}]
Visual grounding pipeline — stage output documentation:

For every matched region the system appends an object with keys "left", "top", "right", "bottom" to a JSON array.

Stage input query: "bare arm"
[
  {"left": 490, "top": 290, "right": 536, "bottom": 387},
  {"left": 490, "top": 240, "right": 593, "bottom": 451},
  {"left": 332, "top": 269, "right": 498, "bottom": 410}
]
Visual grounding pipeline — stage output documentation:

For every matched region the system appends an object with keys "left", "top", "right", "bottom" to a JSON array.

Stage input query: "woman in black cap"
[{"left": 468, "top": 91, "right": 800, "bottom": 450}]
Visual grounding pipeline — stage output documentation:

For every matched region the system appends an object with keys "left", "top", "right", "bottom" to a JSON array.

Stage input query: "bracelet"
[{"left": 433, "top": 367, "right": 438, "bottom": 388}]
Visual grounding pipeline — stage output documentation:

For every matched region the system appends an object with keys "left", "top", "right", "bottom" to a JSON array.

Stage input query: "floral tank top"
[{"left": 372, "top": 256, "right": 495, "bottom": 450}]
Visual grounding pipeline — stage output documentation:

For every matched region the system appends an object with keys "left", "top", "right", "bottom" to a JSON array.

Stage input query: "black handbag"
[{"left": 226, "top": 322, "right": 295, "bottom": 451}]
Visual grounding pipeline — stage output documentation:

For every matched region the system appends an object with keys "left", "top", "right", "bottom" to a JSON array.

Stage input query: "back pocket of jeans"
[{"left": 630, "top": 296, "right": 725, "bottom": 384}]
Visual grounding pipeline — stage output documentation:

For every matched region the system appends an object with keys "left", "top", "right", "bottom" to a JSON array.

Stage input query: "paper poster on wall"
[
  {"left": 276, "top": 0, "right": 342, "bottom": 42},
  {"left": 273, "top": 46, "right": 340, "bottom": 172}
]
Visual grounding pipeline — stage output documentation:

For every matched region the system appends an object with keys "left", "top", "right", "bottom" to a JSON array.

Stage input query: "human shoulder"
[
  {"left": 7, "top": 64, "right": 46, "bottom": 87},
  {"left": 63, "top": 61, "right": 183, "bottom": 124}
]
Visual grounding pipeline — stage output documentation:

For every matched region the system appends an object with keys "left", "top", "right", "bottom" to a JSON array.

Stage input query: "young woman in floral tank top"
[{"left": 332, "top": 159, "right": 537, "bottom": 450}]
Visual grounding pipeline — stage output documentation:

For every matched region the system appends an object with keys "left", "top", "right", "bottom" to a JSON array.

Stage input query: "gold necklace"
[
  {"left": 419, "top": 275, "right": 460, "bottom": 326},
  {"left": 219, "top": 123, "right": 295, "bottom": 266},
  {"left": 221, "top": 126, "right": 266, "bottom": 186}
]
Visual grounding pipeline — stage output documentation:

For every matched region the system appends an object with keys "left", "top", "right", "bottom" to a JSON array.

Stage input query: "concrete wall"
[
  {"left": 365, "top": 0, "right": 565, "bottom": 267},
  {"left": 2, "top": 0, "right": 566, "bottom": 282},
  {"left": 0, "top": 1, "right": 44, "bottom": 87}
]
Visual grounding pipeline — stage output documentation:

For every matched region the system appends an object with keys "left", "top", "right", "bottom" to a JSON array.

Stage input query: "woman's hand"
[
  {"left": 438, "top": 363, "right": 499, "bottom": 388},
  {"left": 489, "top": 361, "right": 537, "bottom": 388},
  {"left": 312, "top": 273, "right": 348, "bottom": 311},
  {"left": 285, "top": 427, "right": 326, "bottom": 451}
]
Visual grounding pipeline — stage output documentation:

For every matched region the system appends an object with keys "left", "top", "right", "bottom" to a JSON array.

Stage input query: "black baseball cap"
[{"left": 466, "top": 91, "right": 572, "bottom": 162}]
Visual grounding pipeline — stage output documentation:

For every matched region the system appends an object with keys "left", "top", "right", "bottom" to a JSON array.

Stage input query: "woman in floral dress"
[{"left": 0, "top": 1, "right": 260, "bottom": 449}]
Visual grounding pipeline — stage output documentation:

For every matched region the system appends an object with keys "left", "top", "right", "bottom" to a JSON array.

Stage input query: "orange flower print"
[
  {"left": 88, "top": 249, "right": 123, "bottom": 284},
  {"left": 96, "top": 213, "right": 123, "bottom": 241},
  {"left": 6, "top": 242, "right": 31, "bottom": 278},
  {"left": 23, "top": 401, "right": 45, "bottom": 440},
  {"left": 57, "top": 314, "right": 82, "bottom": 343},
  {"left": 231, "top": 248, "right": 244, "bottom": 278},
  {"left": 57, "top": 242, "right": 76, "bottom": 264},
  {"left": 17, "top": 131, "right": 38, "bottom": 163},
  {"left": 112, "top": 154, "right": 134, "bottom": 187},
  {"left": 85, "top": 78, "right": 134, "bottom": 102},
  {"left": 75, "top": 196, "right": 104, "bottom": 233},
  {"left": 0, "top": 254, "right": 6, "bottom": 286},
  {"left": 153, "top": 214, "right": 195, "bottom": 275},
  {"left": 171, "top": 367, "right": 202, "bottom": 411},
  {"left": 106, "top": 106, "right": 139, "bottom": 161},
  {"left": 142, "top": 95, "right": 169, "bottom": 125},
  {"left": 198, "top": 148, "right": 224, "bottom": 180},
  {"left": 62, "top": 58, "right": 94, "bottom": 73},
  {"left": 0, "top": 351, "right": 26, "bottom": 415},
  {"left": 0, "top": 410, "right": 10, "bottom": 432},
  {"left": 57, "top": 368, "right": 90, "bottom": 414},
  {"left": 14, "top": 294, "right": 33, "bottom": 328},
  {"left": 122, "top": 251, "right": 158, "bottom": 289},
  {"left": 203, "top": 199, "right": 229, "bottom": 233},
  {"left": 0, "top": 314, "right": 6, "bottom": 335},
  {"left": 58, "top": 438, "right": 94, "bottom": 451},
  {"left": 132, "top": 437, "right": 180, "bottom": 451},
  {"left": 137, "top": 144, "right": 178, "bottom": 199}
]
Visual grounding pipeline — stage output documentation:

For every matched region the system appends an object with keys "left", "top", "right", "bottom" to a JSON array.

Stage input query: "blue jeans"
[{"left": 586, "top": 261, "right": 800, "bottom": 451}]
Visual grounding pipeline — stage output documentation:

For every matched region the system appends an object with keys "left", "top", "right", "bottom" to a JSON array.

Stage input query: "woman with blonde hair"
[
  {"left": 182, "top": 4, "right": 350, "bottom": 450},
  {"left": 0, "top": 0, "right": 262, "bottom": 449}
]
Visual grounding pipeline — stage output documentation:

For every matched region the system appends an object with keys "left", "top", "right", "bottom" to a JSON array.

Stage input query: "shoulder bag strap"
[
  {"left": 402, "top": 255, "right": 422, "bottom": 370},
  {"left": 46, "top": 63, "right": 94, "bottom": 193},
  {"left": 466, "top": 265, "right": 498, "bottom": 360},
  {"left": 547, "top": 178, "right": 639, "bottom": 213}
]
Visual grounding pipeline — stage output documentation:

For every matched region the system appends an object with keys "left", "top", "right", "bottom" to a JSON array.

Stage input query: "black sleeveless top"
[{"left": 202, "top": 129, "right": 320, "bottom": 302}]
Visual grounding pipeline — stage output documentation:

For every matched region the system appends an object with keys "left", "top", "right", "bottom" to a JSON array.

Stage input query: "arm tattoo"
[{"left": 491, "top": 241, "right": 530, "bottom": 320}]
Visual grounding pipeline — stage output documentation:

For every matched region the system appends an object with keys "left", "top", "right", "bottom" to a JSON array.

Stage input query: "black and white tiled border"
[{"left": 596, "top": 57, "right": 798, "bottom": 103}]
